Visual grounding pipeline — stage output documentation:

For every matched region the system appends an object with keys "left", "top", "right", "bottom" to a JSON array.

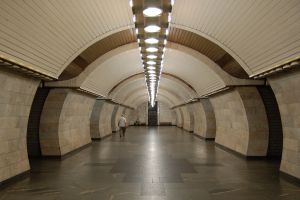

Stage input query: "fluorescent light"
[
  {"left": 171, "top": 0, "right": 175, "bottom": 6},
  {"left": 133, "top": 15, "right": 136, "bottom": 22},
  {"left": 164, "top": 39, "right": 167, "bottom": 45},
  {"left": 148, "top": 70, "right": 156, "bottom": 74},
  {"left": 146, "top": 47, "right": 158, "bottom": 52},
  {"left": 145, "top": 38, "right": 159, "bottom": 44},
  {"left": 147, "top": 54, "right": 157, "bottom": 59},
  {"left": 145, "top": 25, "right": 161, "bottom": 33},
  {"left": 143, "top": 7, "right": 162, "bottom": 17},
  {"left": 135, "top": 29, "right": 139, "bottom": 34},
  {"left": 147, "top": 60, "right": 156, "bottom": 65},
  {"left": 129, "top": 0, "right": 133, "bottom": 7}
]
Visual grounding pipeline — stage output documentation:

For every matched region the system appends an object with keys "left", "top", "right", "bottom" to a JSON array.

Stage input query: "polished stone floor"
[{"left": 1, "top": 126, "right": 300, "bottom": 200}]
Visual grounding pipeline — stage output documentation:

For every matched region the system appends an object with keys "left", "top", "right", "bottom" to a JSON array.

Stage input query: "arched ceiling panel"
[
  {"left": 168, "top": 27, "right": 248, "bottom": 78},
  {"left": 59, "top": 29, "right": 136, "bottom": 80},
  {"left": 115, "top": 81, "right": 185, "bottom": 107},
  {"left": 126, "top": 90, "right": 177, "bottom": 109},
  {"left": 46, "top": 42, "right": 261, "bottom": 98},
  {"left": 80, "top": 47, "right": 143, "bottom": 97},
  {"left": 164, "top": 45, "right": 226, "bottom": 96},
  {"left": 109, "top": 74, "right": 196, "bottom": 105},
  {"left": 171, "top": 0, "right": 300, "bottom": 76},
  {"left": 0, "top": 0, "right": 134, "bottom": 78}
]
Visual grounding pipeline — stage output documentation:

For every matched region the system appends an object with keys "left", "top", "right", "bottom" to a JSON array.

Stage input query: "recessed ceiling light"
[
  {"left": 146, "top": 47, "right": 158, "bottom": 52},
  {"left": 148, "top": 70, "right": 156, "bottom": 74},
  {"left": 147, "top": 60, "right": 156, "bottom": 65},
  {"left": 147, "top": 66, "right": 156, "bottom": 70},
  {"left": 145, "top": 25, "right": 161, "bottom": 33},
  {"left": 143, "top": 7, "right": 162, "bottom": 17},
  {"left": 145, "top": 38, "right": 159, "bottom": 44},
  {"left": 147, "top": 55, "right": 157, "bottom": 59}
]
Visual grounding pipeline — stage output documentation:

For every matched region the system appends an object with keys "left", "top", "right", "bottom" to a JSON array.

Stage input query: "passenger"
[{"left": 118, "top": 114, "right": 127, "bottom": 138}]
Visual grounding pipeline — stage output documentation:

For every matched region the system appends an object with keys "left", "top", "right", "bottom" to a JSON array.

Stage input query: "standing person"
[{"left": 118, "top": 114, "right": 127, "bottom": 138}]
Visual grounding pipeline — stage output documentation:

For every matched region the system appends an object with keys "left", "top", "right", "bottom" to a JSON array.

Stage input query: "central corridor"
[{"left": 1, "top": 127, "right": 300, "bottom": 200}]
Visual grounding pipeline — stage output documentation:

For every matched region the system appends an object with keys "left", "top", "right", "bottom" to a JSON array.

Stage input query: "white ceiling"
[
  {"left": 0, "top": 0, "right": 134, "bottom": 78},
  {"left": 171, "top": 0, "right": 300, "bottom": 76}
]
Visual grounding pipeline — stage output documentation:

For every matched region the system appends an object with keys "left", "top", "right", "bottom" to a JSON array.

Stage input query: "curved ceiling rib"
[
  {"left": 59, "top": 29, "right": 136, "bottom": 80},
  {"left": 109, "top": 73, "right": 197, "bottom": 100},
  {"left": 109, "top": 73, "right": 196, "bottom": 107},
  {"left": 46, "top": 42, "right": 261, "bottom": 100},
  {"left": 168, "top": 27, "right": 248, "bottom": 78}
]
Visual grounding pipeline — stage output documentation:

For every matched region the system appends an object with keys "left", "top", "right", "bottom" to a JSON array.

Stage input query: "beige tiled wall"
[
  {"left": 0, "top": 69, "right": 39, "bottom": 182},
  {"left": 210, "top": 87, "right": 269, "bottom": 156},
  {"left": 40, "top": 89, "right": 95, "bottom": 156},
  {"left": 268, "top": 70, "right": 300, "bottom": 179}
]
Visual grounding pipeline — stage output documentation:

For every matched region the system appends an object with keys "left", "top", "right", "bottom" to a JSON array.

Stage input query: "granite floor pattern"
[{"left": 1, "top": 126, "right": 300, "bottom": 200}]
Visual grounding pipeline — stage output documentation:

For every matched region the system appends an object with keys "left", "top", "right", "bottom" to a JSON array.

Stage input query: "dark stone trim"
[
  {"left": 39, "top": 143, "right": 92, "bottom": 160},
  {"left": 215, "top": 143, "right": 268, "bottom": 160},
  {"left": 0, "top": 170, "right": 30, "bottom": 189},
  {"left": 193, "top": 133, "right": 215, "bottom": 141},
  {"left": 280, "top": 172, "right": 300, "bottom": 186},
  {"left": 92, "top": 133, "right": 113, "bottom": 142}
]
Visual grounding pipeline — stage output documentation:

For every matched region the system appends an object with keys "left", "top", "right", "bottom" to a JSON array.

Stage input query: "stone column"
[
  {"left": 111, "top": 105, "right": 120, "bottom": 132},
  {"left": 192, "top": 99, "right": 216, "bottom": 139},
  {"left": 210, "top": 87, "right": 269, "bottom": 156},
  {"left": 0, "top": 69, "right": 39, "bottom": 183},
  {"left": 39, "top": 89, "right": 95, "bottom": 156},
  {"left": 268, "top": 70, "right": 300, "bottom": 179},
  {"left": 90, "top": 100, "right": 114, "bottom": 139}
]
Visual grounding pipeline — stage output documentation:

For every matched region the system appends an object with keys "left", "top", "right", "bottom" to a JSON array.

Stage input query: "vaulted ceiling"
[{"left": 0, "top": 0, "right": 299, "bottom": 107}]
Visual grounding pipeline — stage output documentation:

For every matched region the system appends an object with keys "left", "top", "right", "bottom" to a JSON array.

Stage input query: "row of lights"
[{"left": 130, "top": 0, "right": 174, "bottom": 107}]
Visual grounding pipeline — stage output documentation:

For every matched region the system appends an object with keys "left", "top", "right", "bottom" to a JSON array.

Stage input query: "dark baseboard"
[
  {"left": 92, "top": 133, "right": 113, "bottom": 142},
  {"left": 40, "top": 143, "right": 92, "bottom": 160},
  {"left": 0, "top": 170, "right": 30, "bottom": 189},
  {"left": 215, "top": 143, "right": 268, "bottom": 160},
  {"left": 193, "top": 133, "right": 215, "bottom": 141},
  {"left": 280, "top": 172, "right": 300, "bottom": 185}
]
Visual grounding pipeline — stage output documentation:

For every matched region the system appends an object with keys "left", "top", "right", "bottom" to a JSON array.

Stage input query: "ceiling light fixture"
[
  {"left": 143, "top": 7, "right": 162, "bottom": 17},
  {"left": 131, "top": 0, "right": 173, "bottom": 107},
  {"left": 146, "top": 47, "right": 158, "bottom": 52},
  {"left": 145, "top": 25, "right": 161, "bottom": 33},
  {"left": 147, "top": 60, "right": 156, "bottom": 65},
  {"left": 145, "top": 38, "right": 159, "bottom": 44},
  {"left": 147, "top": 66, "right": 156, "bottom": 70},
  {"left": 147, "top": 55, "right": 157, "bottom": 59}
]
